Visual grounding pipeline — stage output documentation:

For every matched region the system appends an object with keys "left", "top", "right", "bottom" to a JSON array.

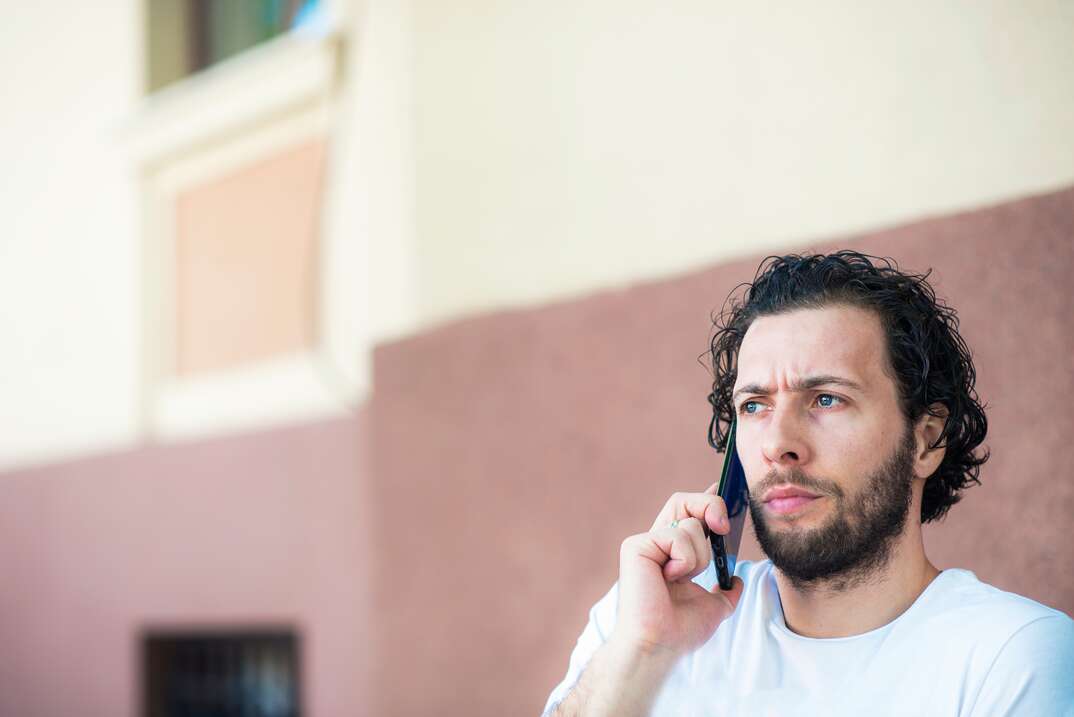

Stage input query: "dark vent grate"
[{"left": 143, "top": 629, "right": 301, "bottom": 717}]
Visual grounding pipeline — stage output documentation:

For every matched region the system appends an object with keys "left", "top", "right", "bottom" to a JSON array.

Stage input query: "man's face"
[{"left": 731, "top": 304, "right": 917, "bottom": 587}]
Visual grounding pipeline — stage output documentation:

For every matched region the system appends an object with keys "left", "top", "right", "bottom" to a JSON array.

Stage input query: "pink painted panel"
[{"left": 174, "top": 140, "right": 324, "bottom": 376}]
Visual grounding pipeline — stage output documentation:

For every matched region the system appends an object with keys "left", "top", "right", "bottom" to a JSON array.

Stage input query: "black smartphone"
[{"left": 709, "top": 417, "right": 749, "bottom": 591}]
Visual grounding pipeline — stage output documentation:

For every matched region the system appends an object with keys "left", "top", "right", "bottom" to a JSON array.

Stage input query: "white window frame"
[{"left": 125, "top": 21, "right": 370, "bottom": 442}]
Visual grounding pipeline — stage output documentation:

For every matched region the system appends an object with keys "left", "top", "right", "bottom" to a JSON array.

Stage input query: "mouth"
[{"left": 761, "top": 485, "right": 823, "bottom": 516}]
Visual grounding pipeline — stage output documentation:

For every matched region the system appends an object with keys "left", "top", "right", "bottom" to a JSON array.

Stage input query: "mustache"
[{"left": 752, "top": 468, "right": 845, "bottom": 500}]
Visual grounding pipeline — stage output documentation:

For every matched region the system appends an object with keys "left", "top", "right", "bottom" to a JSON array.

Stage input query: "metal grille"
[{"left": 143, "top": 630, "right": 301, "bottom": 717}]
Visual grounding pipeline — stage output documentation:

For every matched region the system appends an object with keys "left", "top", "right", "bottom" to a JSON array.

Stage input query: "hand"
[{"left": 612, "top": 483, "right": 745, "bottom": 659}]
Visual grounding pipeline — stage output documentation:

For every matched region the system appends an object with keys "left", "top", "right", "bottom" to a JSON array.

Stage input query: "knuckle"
[
  {"left": 670, "top": 541, "right": 696, "bottom": 564},
  {"left": 620, "top": 533, "right": 647, "bottom": 554}
]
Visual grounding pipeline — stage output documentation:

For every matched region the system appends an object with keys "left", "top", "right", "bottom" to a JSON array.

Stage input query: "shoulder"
[
  {"left": 962, "top": 596, "right": 1074, "bottom": 714},
  {"left": 919, "top": 569, "right": 1072, "bottom": 637},
  {"left": 914, "top": 570, "right": 1074, "bottom": 714}
]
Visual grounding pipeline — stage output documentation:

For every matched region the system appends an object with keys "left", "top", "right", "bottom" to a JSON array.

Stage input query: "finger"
[
  {"left": 651, "top": 492, "right": 729, "bottom": 536},
  {"left": 671, "top": 517, "right": 712, "bottom": 583},
  {"left": 619, "top": 532, "right": 673, "bottom": 604},
  {"left": 651, "top": 518, "right": 710, "bottom": 583},
  {"left": 651, "top": 492, "right": 720, "bottom": 529},
  {"left": 643, "top": 526, "right": 698, "bottom": 583},
  {"left": 710, "top": 576, "right": 745, "bottom": 612},
  {"left": 704, "top": 481, "right": 719, "bottom": 495}
]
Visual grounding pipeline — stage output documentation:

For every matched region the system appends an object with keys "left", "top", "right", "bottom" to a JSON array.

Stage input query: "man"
[{"left": 543, "top": 251, "right": 1074, "bottom": 716}]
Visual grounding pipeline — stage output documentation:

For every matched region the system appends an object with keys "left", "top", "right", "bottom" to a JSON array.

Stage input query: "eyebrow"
[{"left": 732, "top": 375, "right": 864, "bottom": 403}]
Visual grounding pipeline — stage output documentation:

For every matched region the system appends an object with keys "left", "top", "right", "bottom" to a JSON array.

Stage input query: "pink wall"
[{"left": 0, "top": 411, "right": 371, "bottom": 717}]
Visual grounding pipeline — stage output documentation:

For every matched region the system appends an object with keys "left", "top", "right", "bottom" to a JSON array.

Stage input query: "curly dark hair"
[{"left": 706, "top": 250, "right": 989, "bottom": 523}]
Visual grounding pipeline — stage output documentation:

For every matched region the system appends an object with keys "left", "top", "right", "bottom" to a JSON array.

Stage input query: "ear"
[{"left": 912, "top": 402, "right": 948, "bottom": 481}]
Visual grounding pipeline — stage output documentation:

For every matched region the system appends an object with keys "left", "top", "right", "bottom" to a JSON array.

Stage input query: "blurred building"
[{"left": 1, "top": 1, "right": 1072, "bottom": 715}]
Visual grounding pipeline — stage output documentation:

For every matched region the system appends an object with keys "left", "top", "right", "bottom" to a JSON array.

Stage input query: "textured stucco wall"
[
  {"left": 369, "top": 186, "right": 1074, "bottom": 716},
  {"left": 0, "top": 411, "right": 371, "bottom": 717}
]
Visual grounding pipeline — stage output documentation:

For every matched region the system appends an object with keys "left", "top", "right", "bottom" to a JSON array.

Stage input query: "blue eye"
[
  {"left": 741, "top": 400, "right": 761, "bottom": 414},
  {"left": 816, "top": 394, "right": 841, "bottom": 408}
]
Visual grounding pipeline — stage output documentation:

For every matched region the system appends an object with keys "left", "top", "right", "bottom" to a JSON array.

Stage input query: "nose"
[{"left": 760, "top": 404, "right": 812, "bottom": 468}]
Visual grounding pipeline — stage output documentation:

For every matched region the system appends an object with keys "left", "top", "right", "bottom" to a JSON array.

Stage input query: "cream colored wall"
[
  {"left": 335, "top": 0, "right": 418, "bottom": 346},
  {"left": 410, "top": 0, "right": 1074, "bottom": 327},
  {"left": 0, "top": 2, "right": 142, "bottom": 469},
  {"left": 3, "top": 0, "right": 1074, "bottom": 469}
]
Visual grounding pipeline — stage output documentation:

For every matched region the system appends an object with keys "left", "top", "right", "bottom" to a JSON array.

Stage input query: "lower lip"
[{"left": 764, "top": 496, "right": 819, "bottom": 515}]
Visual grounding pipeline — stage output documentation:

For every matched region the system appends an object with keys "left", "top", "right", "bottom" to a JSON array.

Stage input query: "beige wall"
[
  {"left": 411, "top": 0, "right": 1074, "bottom": 327},
  {"left": 3, "top": 0, "right": 1074, "bottom": 527},
  {"left": 0, "top": 1, "right": 142, "bottom": 469}
]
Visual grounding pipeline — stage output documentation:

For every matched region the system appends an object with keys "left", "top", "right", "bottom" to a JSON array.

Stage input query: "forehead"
[{"left": 736, "top": 304, "right": 892, "bottom": 390}]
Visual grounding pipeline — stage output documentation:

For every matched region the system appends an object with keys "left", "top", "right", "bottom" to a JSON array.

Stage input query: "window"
[
  {"left": 143, "top": 629, "right": 302, "bottom": 717},
  {"left": 128, "top": 0, "right": 363, "bottom": 442},
  {"left": 146, "top": 0, "right": 326, "bottom": 92}
]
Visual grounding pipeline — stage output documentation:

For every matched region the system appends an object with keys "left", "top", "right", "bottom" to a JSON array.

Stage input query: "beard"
[{"left": 749, "top": 426, "right": 916, "bottom": 591}]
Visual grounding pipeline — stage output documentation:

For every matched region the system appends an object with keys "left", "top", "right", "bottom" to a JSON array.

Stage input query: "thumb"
[
  {"left": 710, "top": 576, "right": 745, "bottom": 612},
  {"left": 704, "top": 481, "right": 719, "bottom": 495}
]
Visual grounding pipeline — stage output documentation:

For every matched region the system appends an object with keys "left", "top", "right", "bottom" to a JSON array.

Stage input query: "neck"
[{"left": 773, "top": 522, "right": 940, "bottom": 638}]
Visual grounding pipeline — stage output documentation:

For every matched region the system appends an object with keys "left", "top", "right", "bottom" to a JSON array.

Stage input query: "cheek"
[
  {"left": 825, "top": 432, "right": 869, "bottom": 464},
  {"left": 818, "top": 421, "right": 895, "bottom": 478},
  {"left": 732, "top": 430, "right": 763, "bottom": 486}
]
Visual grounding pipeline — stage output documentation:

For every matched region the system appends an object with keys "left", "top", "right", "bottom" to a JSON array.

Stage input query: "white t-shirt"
[{"left": 543, "top": 560, "right": 1074, "bottom": 716}]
